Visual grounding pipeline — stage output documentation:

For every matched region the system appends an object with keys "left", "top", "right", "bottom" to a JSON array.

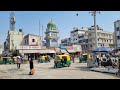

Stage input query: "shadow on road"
[
  {"left": 48, "top": 66, "right": 91, "bottom": 71},
  {"left": 75, "top": 66, "right": 91, "bottom": 71},
  {"left": 20, "top": 74, "right": 29, "bottom": 75},
  {"left": 48, "top": 67, "right": 55, "bottom": 69}
]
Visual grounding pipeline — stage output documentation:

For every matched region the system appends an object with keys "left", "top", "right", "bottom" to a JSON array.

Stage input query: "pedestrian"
[
  {"left": 29, "top": 55, "right": 35, "bottom": 75},
  {"left": 72, "top": 55, "right": 75, "bottom": 63},
  {"left": 96, "top": 54, "right": 100, "bottom": 67},
  {"left": 38, "top": 55, "right": 41, "bottom": 63},
  {"left": 16, "top": 56, "right": 21, "bottom": 69}
]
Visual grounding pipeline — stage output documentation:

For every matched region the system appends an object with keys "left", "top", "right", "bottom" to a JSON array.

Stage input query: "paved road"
[{"left": 0, "top": 60, "right": 119, "bottom": 79}]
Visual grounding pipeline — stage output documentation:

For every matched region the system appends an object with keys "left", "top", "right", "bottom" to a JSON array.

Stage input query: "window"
[
  {"left": 76, "top": 39, "right": 77, "bottom": 40},
  {"left": 79, "top": 40, "right": 82, "bottom": 43},
  {"left": 32, "top": 39, "right": 35, "bottom": 42},
  {"left": 90, "top": 45, "right": 92, "bottom": 47},
  {"left": 98, "top": 39, "right": 99, "bottom": 41},
  {"left": 116, "top": 27, "right": 119, "bottom": 31},
  {"left": 27, "top": 39, "right": 28, "bottom": 43},
  {"left": 102, "top": 39, "right": 103, "bottom": 42},
  {"left": 25, "top": 40, "right": 26, "bottom": 44},
  {"left": 89, "top": 34, "right": 92, "bottom": 36},
  {"left": 117, "top": 36, "right": 120, "bottom": 39},
  {"left": 107, "top": 40, "right": 108, "bottom": 42}
]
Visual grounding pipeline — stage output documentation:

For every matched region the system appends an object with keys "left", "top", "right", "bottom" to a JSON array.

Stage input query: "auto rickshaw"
[
  {"left": 79, "top": 53, "right": 91, "bottom": 63},
  {"left": 54, "top": 55, "right": 71, "bottom": 68},
  {"left": 1, "top": 57, "right": 16, "bottom": 64},
  {"left": 40, "top": 55, "right": 50, "bottom": 63}
]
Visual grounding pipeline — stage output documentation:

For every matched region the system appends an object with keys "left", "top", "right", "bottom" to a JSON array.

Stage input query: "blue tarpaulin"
[{"left": 93, "top": 46, "right": 112, "bottom": 52}]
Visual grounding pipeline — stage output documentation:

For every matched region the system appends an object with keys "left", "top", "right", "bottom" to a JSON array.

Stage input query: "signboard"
[
  {"left": 73, "top": 45, "right": 82, "bottom": 51},
  {"left": 15, "top": 46, "right": 41, "bottom": 50}
]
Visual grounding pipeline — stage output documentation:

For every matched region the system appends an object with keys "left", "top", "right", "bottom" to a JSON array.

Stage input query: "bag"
[{"left": 32, "top": 68, "right": 35, "bottom": 75}]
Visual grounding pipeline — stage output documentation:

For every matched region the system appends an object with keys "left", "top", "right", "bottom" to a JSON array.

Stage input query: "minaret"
[
  {"left": 10, "top": 12, "right": 16, "bottom": 31},
  {"left": 45, "top": 20, "right": 59, "bottom": 48}
]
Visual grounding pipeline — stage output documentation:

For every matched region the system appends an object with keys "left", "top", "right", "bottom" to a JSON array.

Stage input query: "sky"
[{"left": 0, "top": 11, "right": 120, "bottom": 44}]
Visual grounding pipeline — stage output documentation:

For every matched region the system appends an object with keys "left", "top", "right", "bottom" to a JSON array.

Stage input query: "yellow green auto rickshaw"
[
  {"left": 40, "top": 55, "right": 50, "bottom": 63},
  {"left": 79, "top": 53, "right": 91, "bottom": 63},
  {"left": 54, "top": 55, "right": 71, "bottom": 68}
]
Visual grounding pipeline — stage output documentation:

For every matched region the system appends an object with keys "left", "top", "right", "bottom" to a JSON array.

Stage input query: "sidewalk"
[{"left": 90, "top": 67, "right": 118, "bottom": 74}]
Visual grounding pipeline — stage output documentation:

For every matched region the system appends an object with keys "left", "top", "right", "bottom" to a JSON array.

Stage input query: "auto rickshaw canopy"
[
  {"left": 41, "top": 56, "right": 47, "bottom": 60},
  {"left": 56, "top": 55, "right": 71, "bottom": 61}
]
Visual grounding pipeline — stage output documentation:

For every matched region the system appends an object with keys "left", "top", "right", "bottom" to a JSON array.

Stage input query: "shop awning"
[
  {"left": 48, "top": 50, "right": 56, "bottom": 53},
  {"left": 60, "top": 49, "right": 68, "bottom": 53},
  {"left": 67, "top": 49, "right": 76, "bottom": 53},
  {"left": 19, "top": 50, "right": 41, "bottom": 53},
  {"left": 18, "top": 49, "right": 56, "bottom": 54},
  {"left": 39, "top": 50, "right": 49, "bottom": 54}
]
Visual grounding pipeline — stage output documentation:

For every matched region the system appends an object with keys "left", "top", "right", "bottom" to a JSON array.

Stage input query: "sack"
[{"left": 32, "top": 68, "right": 35, "bottom": 75}]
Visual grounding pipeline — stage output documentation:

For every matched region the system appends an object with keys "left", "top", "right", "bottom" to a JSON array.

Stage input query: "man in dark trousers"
[{"left": 29, "top": 54, "right": 34, "bottom": 75}]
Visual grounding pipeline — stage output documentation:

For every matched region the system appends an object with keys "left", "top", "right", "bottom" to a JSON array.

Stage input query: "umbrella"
[{"left": 93, "top": 46, "right": 112, "bottom": 52}]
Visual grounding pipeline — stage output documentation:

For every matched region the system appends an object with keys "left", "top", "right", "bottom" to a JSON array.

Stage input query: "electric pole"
[{"left": 89, "top": 11, "right": 100, "bottom": 49}]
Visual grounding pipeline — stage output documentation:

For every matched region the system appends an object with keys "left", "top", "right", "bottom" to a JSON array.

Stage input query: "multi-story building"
[
  {"left": 4, "top": 29, "right": 24, "bottom": 51},
  {"left": 15, "top": 34, "right": 41, "bottom": 54},
  {"left": 70, "top": 27, "right": 88, "bottom": 51},
  {"left": 60, "top": 38, "right": 71, "bottom": 46},
  {"left": 114, "top": 20, "right": 120, "bottom": 50},
  {"left": 24, "top": 34, "right": 41, "bottom": 46},
  {"left": 88, "top": 25, "right": 114, "bottom": 50}
]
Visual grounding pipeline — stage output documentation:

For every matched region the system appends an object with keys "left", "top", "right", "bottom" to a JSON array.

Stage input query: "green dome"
[{"left": 47, "top": 20, "right": 57, "bottom": 31}]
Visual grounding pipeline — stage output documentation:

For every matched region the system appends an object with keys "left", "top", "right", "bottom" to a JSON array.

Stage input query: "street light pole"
[{"left": 89, "top": 11, "right": 100, "bottom": 48}]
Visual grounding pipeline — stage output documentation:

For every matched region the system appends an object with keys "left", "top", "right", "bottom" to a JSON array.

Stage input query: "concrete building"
[
  {"left": 60, "top": 38, "right": 71, "bottom": 46},
  {"left": 0, "top": 44, "right": 4, "bottom": 55},
  {"left": 88, "top": 25, "right": 114, "bottom": 50},
  {"left": 61, "top": 26, "right": 114, "bottom": 52},
  {"left": 70, "top": 27, "right": 88, "bottom": 51},
  {"left": 4, "top": 29, "right": 24, "bottom": 51},
  {"left": 45, "top": 20, "right": 59, "bottom": 48},
  {"left": 114, "top": 20, "right": 120, "bottom": 50},
  {"left": 15, "top": 34, "right": 41, "bottom": 54}
]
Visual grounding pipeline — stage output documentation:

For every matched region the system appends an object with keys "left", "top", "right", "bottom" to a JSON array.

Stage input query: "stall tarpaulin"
[{"left": 93, "top": 46, "right": 112, "bottom": 52}]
